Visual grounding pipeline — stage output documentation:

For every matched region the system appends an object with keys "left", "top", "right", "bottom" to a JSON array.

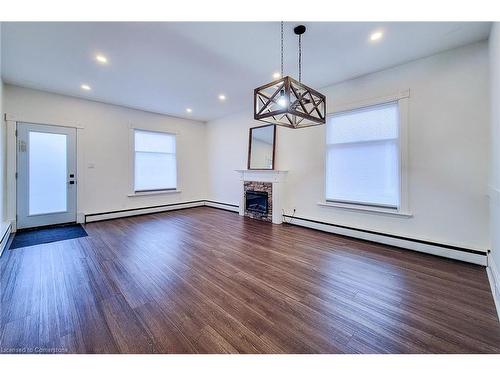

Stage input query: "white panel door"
[{"left": 16, "top": 123, "right": 77, "bottom": 229}]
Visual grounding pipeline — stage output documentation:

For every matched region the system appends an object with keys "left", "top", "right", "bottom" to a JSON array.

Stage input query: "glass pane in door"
[{"left": 28, "top": 131, "right": 68, "bottom": 215}]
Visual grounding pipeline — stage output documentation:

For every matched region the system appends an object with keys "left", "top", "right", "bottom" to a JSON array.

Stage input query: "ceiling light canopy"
[{"left": 254, "top": 23, "right": 326, "bottom": 129}]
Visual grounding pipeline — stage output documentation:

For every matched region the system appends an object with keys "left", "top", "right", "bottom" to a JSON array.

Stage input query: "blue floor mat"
[{"left": 9, "top": 224, "right": 88, "bottom": 249}]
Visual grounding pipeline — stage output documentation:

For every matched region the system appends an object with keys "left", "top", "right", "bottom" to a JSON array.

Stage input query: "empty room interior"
[{"left": 2, "top": 19, "right": 500, "bottom": 356}]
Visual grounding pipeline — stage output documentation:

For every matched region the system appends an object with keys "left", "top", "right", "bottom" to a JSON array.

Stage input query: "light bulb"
[{"left": 278, "top": 97, "right": 287, "bottom": 107}]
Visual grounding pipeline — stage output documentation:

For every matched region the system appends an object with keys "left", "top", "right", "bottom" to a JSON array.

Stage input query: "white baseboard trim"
[
  {"left": 85, "top": 200, "right": 240, "bottom": 223},
  {"left": 487, "top": 254, "right": 500, "bottom": 322},
  {"left": 0, "top": 221, "right": 13, "bottom": 257},
  {"left": 283, "top": 216, "right": 487, "bottom": 266},
  {"left": 204, "top": 200, "right": 239, "bottom": 212},
  {"left": 85, "top": 200, "right": 206, "bottom": 223}
]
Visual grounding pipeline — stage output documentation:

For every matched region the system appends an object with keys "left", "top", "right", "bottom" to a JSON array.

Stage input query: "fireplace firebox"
[{"left": 245, "top": 190, "right": 269, "bottom": 214}]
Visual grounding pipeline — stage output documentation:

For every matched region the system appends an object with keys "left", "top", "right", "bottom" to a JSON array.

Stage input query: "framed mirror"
[{"left": 247, "top": 124, "right": 276, "bottom": 170}]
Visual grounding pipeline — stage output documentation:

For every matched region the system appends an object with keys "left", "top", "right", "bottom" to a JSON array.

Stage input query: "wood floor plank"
[
  {"left": 133, "top": 300, "right": 199, "bottom": 354},
  {"left": 100, "top": 294, "right": 154, "bottom": 353},
  {"left": 1, "top": 207, "right": 499, "bottom": 353}
]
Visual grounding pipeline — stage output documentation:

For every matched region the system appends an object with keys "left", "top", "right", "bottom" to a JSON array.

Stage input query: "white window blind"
[
  {"left": 325, "top": 101, "right": 400, "bottom": 208},
  {"left": 134, "top": 130, "right": 177, "bottom": 192}
]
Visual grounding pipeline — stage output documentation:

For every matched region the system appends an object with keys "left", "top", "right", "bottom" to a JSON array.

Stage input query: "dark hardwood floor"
[{"left": 1, "top": 207, "right": 500, "bottom": 353}]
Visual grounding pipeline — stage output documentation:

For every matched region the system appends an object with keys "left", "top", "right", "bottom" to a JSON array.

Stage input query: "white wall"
[
  {"left": 0, "top": 22, "right": 7, "bottom": 229},
  {"left": 4, "top": 85, "right": 208, "bottom": 217},
  {"left": 207, "top": 110, "right": 264, "bottom": 205},
  {"left": 490, "top": 24, "right": 500, "bottom": 269},
  {"left": 207, "top": 41, "right": 490, "bottom": 251}
]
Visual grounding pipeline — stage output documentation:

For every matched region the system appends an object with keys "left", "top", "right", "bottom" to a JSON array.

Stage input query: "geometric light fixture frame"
[{"left": 254, "top": 75, "right": 326, "bottom": 128}]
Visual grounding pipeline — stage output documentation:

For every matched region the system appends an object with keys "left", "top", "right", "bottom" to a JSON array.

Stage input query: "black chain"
[
  {"left": 298, "top": 34, "right": 302, "bottom": 83},
  {"left": 280, "top": 21, "right": 284, "bottom": 78},
  {"left": 280, "top": 22, "right": 303, "bottom": 82}
]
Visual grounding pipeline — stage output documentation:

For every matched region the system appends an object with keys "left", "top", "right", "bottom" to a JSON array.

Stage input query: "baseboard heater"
[
  {"left": 0, "top": 222, "right": 13, "bottom": 258},
  {"left": 204, "top": 200, "right": 239, "bottom": 212},
  {"left": 283, "top": 214, "right": 487, "bottom": 266},
  {"left": 84, "top": 200, "right": 239, "bottom": 223}
]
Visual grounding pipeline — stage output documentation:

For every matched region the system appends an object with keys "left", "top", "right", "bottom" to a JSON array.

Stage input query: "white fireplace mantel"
[
  {"left": 235, "top": 170, "right": 288, "bottom": 224},
  {"left": 235, "top": 169, "right": 288, "bottom": 183}
]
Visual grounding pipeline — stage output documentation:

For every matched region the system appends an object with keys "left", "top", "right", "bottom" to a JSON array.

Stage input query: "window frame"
[
  {"left": 321, "top": 90, "right": 411, "bottom": 217},
  {"left": 129, "top": 127, "right": 179, "bottom": 196}
]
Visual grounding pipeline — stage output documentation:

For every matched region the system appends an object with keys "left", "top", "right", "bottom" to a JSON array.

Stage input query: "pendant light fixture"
[{"left": 254, "top": 22, "right": 326, "bottom": 128}]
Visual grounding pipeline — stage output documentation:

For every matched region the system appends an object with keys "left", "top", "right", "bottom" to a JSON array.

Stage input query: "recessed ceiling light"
[
  {"left": 186, "top": 108, "right": 192, "bottom": 113},
  {"left": 81, "top": 84, "right": 91, "bottom": 91},
  {"left": 273, "top": 72, "right": 281, "bottom": 79},
  {"left": 370, "top": 31, "right": 383, "bottom": 42},
  {"left": 218, "top": 94, "right": 226, "bottom": 101},
  {"left": 95, "top": 54, "right": 108, "bottom": 64}
]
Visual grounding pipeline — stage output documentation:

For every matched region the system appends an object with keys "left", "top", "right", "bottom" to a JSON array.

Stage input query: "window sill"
[
  {"left": 128, "top": 189, "right": 181, "bottom": 197},
  {"left": 317, "top": 201, "right": 413, "bottom": 217}
]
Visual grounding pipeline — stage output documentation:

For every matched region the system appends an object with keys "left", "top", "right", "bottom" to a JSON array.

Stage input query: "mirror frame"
[{"left": 247, "top": 124, "right": 277, "bottom": 170}]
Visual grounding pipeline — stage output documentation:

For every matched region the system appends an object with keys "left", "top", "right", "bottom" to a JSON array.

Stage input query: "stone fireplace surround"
[
  {"left": 244, "top": 181, "right": 272, "bottom": 222},
  {"left": 235, "top": 170, "right": 288, "bottom": 224}
]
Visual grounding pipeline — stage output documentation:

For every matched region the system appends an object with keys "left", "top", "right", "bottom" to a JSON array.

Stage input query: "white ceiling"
[{"left": 1, "top": 22, "right": 491, "bottom": 122}]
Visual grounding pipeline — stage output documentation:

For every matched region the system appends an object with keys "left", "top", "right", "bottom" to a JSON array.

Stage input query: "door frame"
[
  {"left": 16, "top": 122, "right": 77, "bottom": 229},
  {"left": 5, "top": 113, "right": 85, "bottom": 232}
]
